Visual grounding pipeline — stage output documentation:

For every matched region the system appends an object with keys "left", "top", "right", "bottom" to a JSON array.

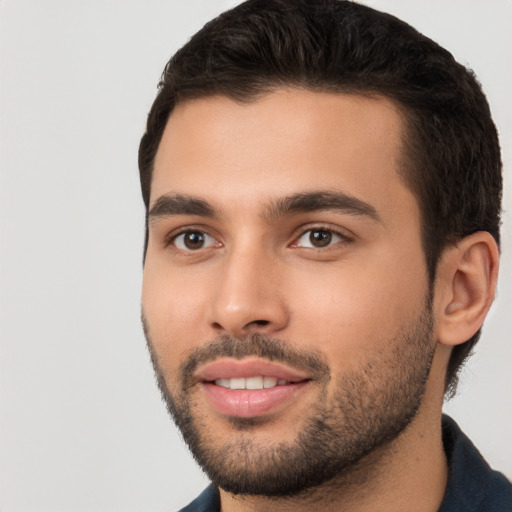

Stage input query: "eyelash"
[
  {"left": 291, "top": 227, "right": 352, "bottom": 249},
  {"left": 165, "top": 227, "right": 221, "bottom": 251},
  {"left": 165, "top": 225, "right": 352, "bottom": 254}
]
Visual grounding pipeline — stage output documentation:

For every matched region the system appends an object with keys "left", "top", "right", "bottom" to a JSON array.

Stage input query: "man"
[{"left": 138, "top": 1, "right": 512, "bottom": 510}]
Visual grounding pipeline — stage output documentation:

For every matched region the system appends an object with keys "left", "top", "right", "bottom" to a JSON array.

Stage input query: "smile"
[
  {"left": 214, "top": 376, "right": 297, "bottom": 389},
  {"left": 196, "top": 358, "right": 312, "bottom": 418}
]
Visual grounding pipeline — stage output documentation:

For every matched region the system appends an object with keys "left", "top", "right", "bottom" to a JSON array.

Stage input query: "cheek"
[
  {"left": 142, "top": 259, "right": 208, "bottom": 371},
  {"left": 288, "top": 251, "right": 428, "bottom": 356}
]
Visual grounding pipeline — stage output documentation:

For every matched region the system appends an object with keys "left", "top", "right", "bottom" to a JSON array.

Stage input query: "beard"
[{"left": 142, "top": 300, "right": 435, "bottom": 498}]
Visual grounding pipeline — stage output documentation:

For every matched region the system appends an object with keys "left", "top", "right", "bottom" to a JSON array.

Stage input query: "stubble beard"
[{"left": 143, "top": 302, "right": 435, "bottom": 498}]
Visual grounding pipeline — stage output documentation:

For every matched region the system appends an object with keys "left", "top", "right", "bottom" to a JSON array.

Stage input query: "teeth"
[
  {"left": 246, "top": 376, "right": 263, "bottom": 389},
  {"left": 230, "top": 378, "right": 246, "bottom": 390},
  {"left": 263, "top": 376, "right": 278, "bottom": 388},
  {"left": 214, "top": 377, "right": 289, "bottom": 389},
  {"left": 215, "top": 379, "right": 230, "bottom": 389}
]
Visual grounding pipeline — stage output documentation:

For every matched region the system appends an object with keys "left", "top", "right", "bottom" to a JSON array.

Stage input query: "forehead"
[{"left": 151, "top": 89, "right": 416, "bottom": 223}]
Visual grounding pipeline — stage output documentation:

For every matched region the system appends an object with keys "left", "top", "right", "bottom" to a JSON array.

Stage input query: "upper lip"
[{"left": 195, "top": 358, "right": 312, "bottom": 382}]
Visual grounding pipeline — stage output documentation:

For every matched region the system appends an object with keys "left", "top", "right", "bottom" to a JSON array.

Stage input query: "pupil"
[
  {"left": 184, "top": 232, "right": 204, "bottom": 249},
  {"left": 310, "top": 230, "right": 332, "bottom": 247}
]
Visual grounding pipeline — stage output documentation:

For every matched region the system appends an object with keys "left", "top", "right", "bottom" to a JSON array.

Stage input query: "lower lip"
[{"left": 201, "top": 381, "right": 309, "bottom": 418}]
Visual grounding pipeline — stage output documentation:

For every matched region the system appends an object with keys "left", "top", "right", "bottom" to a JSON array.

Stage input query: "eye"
[
  {"left": 171, "top": 230, "right": 218, "bottom": 251},
  {"left": 294, "top": 229, "right": 347, "bottom": 248}
]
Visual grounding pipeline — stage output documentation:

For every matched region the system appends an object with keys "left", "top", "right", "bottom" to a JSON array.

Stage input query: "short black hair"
[{"left": 139, "top": 0, "right": 502, "bottom": 395}]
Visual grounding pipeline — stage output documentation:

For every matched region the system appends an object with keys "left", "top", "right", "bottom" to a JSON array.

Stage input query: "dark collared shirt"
[{"left": 179, "top": 415, "right": 512, "bottom": 511}]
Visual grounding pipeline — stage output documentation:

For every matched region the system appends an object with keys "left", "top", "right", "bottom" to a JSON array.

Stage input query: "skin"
[{"left": 142, "top": 89, "right": 499, "bottom": 511}]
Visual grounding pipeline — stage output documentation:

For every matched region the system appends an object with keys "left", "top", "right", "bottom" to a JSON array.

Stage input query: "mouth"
[
  {"left": 196, "top": 358, "right": 312, "bottom": 418},
  {"left": 212, "top": 376, "right": 301, "bottom": 389}
]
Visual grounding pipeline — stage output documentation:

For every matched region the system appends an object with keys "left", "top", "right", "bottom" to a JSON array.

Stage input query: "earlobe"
[{"left": 436, "top": 232, "right": 499, "bottom": 347}]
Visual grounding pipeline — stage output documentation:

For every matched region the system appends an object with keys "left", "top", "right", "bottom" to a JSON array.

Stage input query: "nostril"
[
  {"left": 211, "top": 319, "right": 270, "bottom": 333},
  {"left": 250, "top": 320, "right": 270, "bottom": 327}
]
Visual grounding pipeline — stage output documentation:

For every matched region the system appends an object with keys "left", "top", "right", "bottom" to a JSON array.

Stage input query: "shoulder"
[
  {"left": 178, "top": 485, "right": 220, "bottom": 512},
  {"left": 439, "top": 415, "right": 512, "bottom": 512}
]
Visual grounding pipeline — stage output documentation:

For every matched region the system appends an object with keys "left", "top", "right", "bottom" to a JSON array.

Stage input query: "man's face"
[{"left": 142, "top": 90, "right": 436, "bottom": 495}]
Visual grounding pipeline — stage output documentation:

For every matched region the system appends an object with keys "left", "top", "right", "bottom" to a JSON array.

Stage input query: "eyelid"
[
  {"left": 290, "top": 224, "right": 354, "bottom": 248},
  {"left": 164, "top": 225, "right": 222, "bottom": 250},
  {"left": 174, "top": 232, "right": 217, "bottom": 251},
  {"left": 160, "top": 223, "right": 353, "bottom": 251}
]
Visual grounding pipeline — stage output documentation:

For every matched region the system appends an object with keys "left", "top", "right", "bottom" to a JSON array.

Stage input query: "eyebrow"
[
  {"left": 148, "top": 194, "right": 216, "bottom": 222},
  {"left": 148, "top": 190, "right": 380, "bottom": 223},
  {"left": 264, "top": 191, "right": 380, "bottom": 222}
]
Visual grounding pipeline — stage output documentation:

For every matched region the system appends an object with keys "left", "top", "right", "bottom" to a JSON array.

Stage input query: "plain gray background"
[{"left": 1, "top": 1, "right": 510, "bottom": 510}]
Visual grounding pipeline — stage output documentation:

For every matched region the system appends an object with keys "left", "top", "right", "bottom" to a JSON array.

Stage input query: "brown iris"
[
  {"left": 183, "top": 231, "right": 206, "bottom": 250},
  {"left": 309, "top": 230, "right": 332, "bottom": 247}
]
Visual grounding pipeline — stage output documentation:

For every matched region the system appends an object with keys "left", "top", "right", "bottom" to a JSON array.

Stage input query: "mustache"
[
  {"left": 179, "top": 333, "right": 331, "bottom": 387},
  {"left": 141, "top": 314, "right": 331, "bottom": 388}
]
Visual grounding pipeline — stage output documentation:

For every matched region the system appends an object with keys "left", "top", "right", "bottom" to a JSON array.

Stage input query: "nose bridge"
[{"left": 208, "top": 238, "right": 288, "bottom": 336}]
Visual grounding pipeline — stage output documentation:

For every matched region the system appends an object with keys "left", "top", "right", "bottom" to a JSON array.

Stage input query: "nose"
[{"left": 206, "top": 246, "right": 289, "bottom": 337}]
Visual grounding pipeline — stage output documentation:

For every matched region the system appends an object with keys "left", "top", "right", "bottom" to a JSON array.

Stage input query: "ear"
[{"left": 435, "top": 232, "right": 499, "bottom": 347}]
